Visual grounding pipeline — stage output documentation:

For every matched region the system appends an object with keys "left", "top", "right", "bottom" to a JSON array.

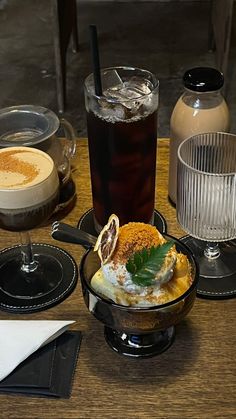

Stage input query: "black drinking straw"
[{"left": 89, "top": 25, "right": 103, "bottom": 96}]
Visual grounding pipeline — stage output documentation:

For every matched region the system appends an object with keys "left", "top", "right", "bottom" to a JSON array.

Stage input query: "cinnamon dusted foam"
[
  {"left": 0, "top": 146, "right": 59, "bottom": 209},
  {"left": 0, "top": 148, "right": 53, "bottom": 189}
]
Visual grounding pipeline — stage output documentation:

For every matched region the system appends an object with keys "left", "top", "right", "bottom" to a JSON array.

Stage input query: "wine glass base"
[
  {"left": 0, "top": 254, "right": 63, "bottom": 299},
  {"left": 0, "top": 243, "right": 78, "bottom": 313},
  {"left": 104, "top": 326, "right": 175, "bottom": 358},
  {"left": 180, "top": 235, "right": 236, "bottom": 299}
]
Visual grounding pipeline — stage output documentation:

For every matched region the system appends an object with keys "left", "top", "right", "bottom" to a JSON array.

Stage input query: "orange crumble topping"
[
  {"left": 112, "top": 222, "right": 166, "bottom": 264},
  {"left": 0, "top": 149, "right": 39, "bottom": 187}
]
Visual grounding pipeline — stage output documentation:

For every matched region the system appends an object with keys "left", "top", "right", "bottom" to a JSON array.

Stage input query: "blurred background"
[{"left": 0, "top": 0, "right": 235, "bottom": 137}]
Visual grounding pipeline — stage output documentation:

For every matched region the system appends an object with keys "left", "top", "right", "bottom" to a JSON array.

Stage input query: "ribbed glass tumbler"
[{"left": 177, "top": 132, "right": 236, "bottom": 299}]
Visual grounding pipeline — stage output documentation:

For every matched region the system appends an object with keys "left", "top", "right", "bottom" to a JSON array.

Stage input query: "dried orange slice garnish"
[{"left": 94, "top": 214, "right": 119, "bottom": 264}]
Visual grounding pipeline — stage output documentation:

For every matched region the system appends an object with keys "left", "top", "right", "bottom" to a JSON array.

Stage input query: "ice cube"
[
  {"left": 99, "top": 98, "right": 126, "bottom": 121},
  {"left": 103, "top": 87, "right": 126, "bottom": 101},
  {"left": 102, "top": 69, "right": 124, "bottom": 92},
  {"left": 124, "top": 77, "right": 153, "bottom": 96},
  {"left": 113, "top": 104, "right": 126, "bottom": 120},
  {"left": 124, "top": 78, "right": 156, "bottom": 115},
  {"left": 100, "top": 75, "right": 155, "bottom": 118}
]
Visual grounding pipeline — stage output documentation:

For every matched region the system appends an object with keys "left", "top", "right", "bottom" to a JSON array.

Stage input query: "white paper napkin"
[{"left": 0, "top": 320, "right": 75, "bottom": 382}]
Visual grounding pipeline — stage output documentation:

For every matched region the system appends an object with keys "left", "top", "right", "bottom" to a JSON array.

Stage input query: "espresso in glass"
[
  {"left": 0, "top": 147, "right": 59, "bottom": 231},
  {"left": 85, "top": 67, "right": 159, "bottom": 231}
]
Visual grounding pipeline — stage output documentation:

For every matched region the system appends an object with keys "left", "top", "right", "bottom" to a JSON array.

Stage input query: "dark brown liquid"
[
  {"left": 87, "top": 109, "right": 157, "bottom": 227},
  {"left": 0, "top": 191, "right": 59, "bottom": 231}
]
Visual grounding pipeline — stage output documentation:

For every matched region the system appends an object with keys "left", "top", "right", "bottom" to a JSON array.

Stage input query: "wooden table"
[{"left": 0, "top": 139, "right": 235, "bottom": 419}]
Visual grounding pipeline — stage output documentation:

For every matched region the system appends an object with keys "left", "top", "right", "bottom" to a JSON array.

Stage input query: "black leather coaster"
[
  {"left": 77, "top": 208, "right": 167, "bottom": 243},
  {"left": 0, "top": 331, "right": 82, "bottom": 398},
  {"left": 180, "top": 236, "right": 236, "bottom": 300},
  {"left": 0, "top": 244, "right": 78, "bottom": 313}
]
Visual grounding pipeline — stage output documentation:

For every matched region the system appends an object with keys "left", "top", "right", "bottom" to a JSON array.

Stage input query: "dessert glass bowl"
[{"left": 79, "top": 233, "right": 199, "bottom": 358}]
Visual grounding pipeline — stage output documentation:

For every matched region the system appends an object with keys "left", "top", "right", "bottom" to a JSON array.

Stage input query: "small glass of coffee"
[
  {"left": 0, "top": 105, "right": 77, "bottom": 213},
  {"left": 0, "top": 146, "right": 62, "bottom": 299},
  {"left": 84, "top": 66, "right": 159, "bottom": 232}
]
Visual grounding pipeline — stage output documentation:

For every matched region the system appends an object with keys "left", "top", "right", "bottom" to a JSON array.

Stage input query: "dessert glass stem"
[
  {"left": 204, "top": 242, "right": 220, "bottom": 260},
  {"left": 20, "top": 231, "right": 38, "bottom": 273}
]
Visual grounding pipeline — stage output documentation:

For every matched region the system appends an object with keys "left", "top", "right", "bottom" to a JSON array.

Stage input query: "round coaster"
[
  {"left": 0, "top": 243, "right": 78, "bottom": 313},
  {"left": 77, "top": 208, "right": 167, "bottom": 242},
  {"left": 180, "top": 235, "right": 236, "bottom": 300}
]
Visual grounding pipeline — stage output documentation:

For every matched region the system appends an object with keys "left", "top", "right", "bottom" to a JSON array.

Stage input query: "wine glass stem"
[
  {"left": 204, "top": 242, "right": 221, "bottom": 260},
  {"left": 20, "top": 231, "right": 38, "bottom": 273}
]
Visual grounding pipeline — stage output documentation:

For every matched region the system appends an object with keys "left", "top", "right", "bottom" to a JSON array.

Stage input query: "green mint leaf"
[{"left": 126, "top": 241, "right": 174, "bottom": 287}]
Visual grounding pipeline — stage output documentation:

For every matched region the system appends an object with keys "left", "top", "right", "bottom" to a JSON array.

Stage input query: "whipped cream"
[
  {"left": 102, "top": 261, "right": 163, "bottom": 297},
  {"left": 0, "top": 146, "right": 58, "bottom": 209}
]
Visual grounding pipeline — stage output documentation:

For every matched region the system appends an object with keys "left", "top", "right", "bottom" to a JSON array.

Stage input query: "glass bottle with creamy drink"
[{"left": 168, "top": 67, "right": 230, "bottom": 205}]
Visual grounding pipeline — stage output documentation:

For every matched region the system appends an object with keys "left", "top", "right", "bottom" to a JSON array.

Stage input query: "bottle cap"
[{"left": 183, "top": 67, "right": 224, "bottom": 92}]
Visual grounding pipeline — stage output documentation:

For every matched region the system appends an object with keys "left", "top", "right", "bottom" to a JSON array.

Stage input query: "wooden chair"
[
  {"left": 52, "top": 0, "right": 79, "bottom": 113},
  {"left": 51, "top": 0, "right": 234, "bottom": 111}
]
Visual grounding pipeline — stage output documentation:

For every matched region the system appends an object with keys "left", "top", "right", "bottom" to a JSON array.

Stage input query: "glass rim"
[
  {"left": 178, "top": 131, "right": 236, "bottom": 177},
  {"left": 0, "top": 105, "right": 60, "bottom": 146},
  {"left": 84, "top": 65, "right": 159, "bottom": 103}
]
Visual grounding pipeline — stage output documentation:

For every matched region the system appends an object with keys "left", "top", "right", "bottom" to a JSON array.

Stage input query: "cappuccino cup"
[{"left": 0, "top": 105, "right": 77, "bottom": 212}]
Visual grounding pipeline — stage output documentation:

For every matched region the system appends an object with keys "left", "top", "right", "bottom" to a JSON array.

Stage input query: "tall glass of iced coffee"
[{"left": 84, "top": 66, "right": 159, "bottom": 232}]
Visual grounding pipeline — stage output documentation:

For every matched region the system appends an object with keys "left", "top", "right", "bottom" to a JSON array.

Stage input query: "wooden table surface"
[{"left": 0, "top": 139, "right": 235, "bottom": 419}]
